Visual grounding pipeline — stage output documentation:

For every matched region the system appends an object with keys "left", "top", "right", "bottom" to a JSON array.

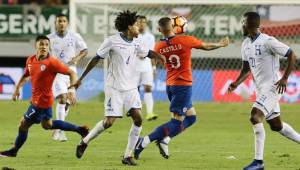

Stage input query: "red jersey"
[
  {"left": 154, "top": 35, "right": 202, "bottom": 86},
  {"left": 24, "top": 55, "right": 69, "bottom": 108}
]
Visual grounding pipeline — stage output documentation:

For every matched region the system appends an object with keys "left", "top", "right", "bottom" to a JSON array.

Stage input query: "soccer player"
[
  {"left": 0, "top": 35, "right": 89, "bottom": 158},
  {"left": 227, "top": 12, "right": 300, "bottom": 170},
  {"left": 71, "top": 10, "right": 164, "bottom": 166},
  {"left": 134, "top": 17, "right": 229, "bottom": 159},
  {"left": 48, "top": 13, "right": 88, "bottom": 142},
  {"left": 136, "top": 15, "right": 158, "bottom": 121}
]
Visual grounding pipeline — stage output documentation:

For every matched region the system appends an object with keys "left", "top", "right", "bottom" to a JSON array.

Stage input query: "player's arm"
[
  {"left": 197, "top": 37, "right": 229, "bottom": 51},
  {"left": 67, "top": 49, "right": 88, "bottom": 66},
  {"left": 70, "top": 55, "right": 101, "bottom": 89},
  {"left": 275, "top": 50, "right": 296, "bottom": 94},
  {"left": 228, "top": 61, "right": 251, "bottom": 93},
  {"left": 147, "top": 50, "right": 166, "bottom": 64},
  {"left": 12, "top": 74, "right": 30, "bottom": 101}
]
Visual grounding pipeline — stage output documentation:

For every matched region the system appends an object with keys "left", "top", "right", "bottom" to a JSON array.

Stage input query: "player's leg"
[
  {"left": 76, "top": 86, "right": 122, "bottom": 159},
  {"left": 122, "top": 90, "right": 143, "bottom": 165},
  {"left": 266, "top": 105, "right": 300, "bottom": 143},
  {"left": 244, "top": 87, "right": 280, "bottom": 170},
  {"left": 141, "top": 71, "right": 157, "bottom": 121},
  {"left": 52, "top": 76, "right": 69, "bottom": 141},
  {"left": 0, "top": 105, "right": 37, "bottom": 157}
]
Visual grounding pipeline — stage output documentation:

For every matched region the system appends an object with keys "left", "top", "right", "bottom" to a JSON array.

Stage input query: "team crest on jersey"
[{"left": 40, "top": 64, "right": 46, "bottom": 71}]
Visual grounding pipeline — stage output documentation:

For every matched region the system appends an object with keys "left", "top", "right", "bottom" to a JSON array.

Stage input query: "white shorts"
[
  {"left": 52, "top": 74, "right": 70, "bottom": 98},
  {"left": 252, "top": 85, "right": 282, "bottom": 120},
  {"left": 104, "top": 86, "right": 142, "bottom": 117},
  {"left": 137, "top": 70, "right": 153, "bottom": 86}
]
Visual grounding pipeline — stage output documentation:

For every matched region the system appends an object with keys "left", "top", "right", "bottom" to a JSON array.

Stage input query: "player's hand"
[
  {"left": 219, "top": 36, "right": 229, "bottom": 47},
  {"left": 12, "top": 89, "right": 20, "bottom": 101},
  {"left": 275, "top": 78, "right": 287, "bottom": 94},
  {"left": 67, "top": 92, "right": 77, "bottom": 105},
  {"left": 69, "top": 80, "right": 82, "bottom": 89},
  {"left": 227, "top": 82, "right": 238, "bottom": 93}
]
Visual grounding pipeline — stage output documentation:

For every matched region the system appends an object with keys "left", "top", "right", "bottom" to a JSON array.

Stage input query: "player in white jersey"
[
  {"left": 136, "top": 15, "right": 158, "bottom": 121},
  {"left": 228, "top": 12, "right": 299, "bottom": 170},
  {"left": 47, "top": 14, "right": 88, "bottom": 142},
  {"left": 70, "top": 10, "right": 164, "bottom": 166}
]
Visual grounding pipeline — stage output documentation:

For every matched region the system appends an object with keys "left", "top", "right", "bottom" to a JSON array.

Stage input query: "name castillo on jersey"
[{"left": 159, "top": 44, "right": 183, "bottom": 54}]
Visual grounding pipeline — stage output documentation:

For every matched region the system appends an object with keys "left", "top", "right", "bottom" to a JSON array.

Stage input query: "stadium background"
[{"left": 1, "top": 1, "right": 300, "bottom": 103}]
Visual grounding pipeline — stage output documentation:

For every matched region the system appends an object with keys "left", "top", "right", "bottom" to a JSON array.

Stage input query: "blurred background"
[{"left": 1, "top": 0, "right": 300, "bottom": 103}]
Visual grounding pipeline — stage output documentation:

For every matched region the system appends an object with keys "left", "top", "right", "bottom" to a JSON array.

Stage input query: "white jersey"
[
  {"left": 96, "top": 33, "right": 149, "bottom": 91},
  {"left": 47, "top": 30, "right": 88, "bottom": 72},
  {"left": 135, "top": 31, "right": 155, "bottom": 72},
  {"left": 241, "top": 33, "right": 290, "bottom": 90}
]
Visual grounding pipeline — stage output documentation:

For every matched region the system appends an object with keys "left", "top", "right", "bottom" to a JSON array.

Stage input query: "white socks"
[
  {"left": 279, "top": 122, "right": 300, "bottom": 144},
  {"left": 141, "top": 136, "right": 150, "bottom": 148},
  {"left": 162, "top": 136, "right": 171, "bottom": 144},
  {"left": 124, "top": 124, "right": 142, "bottom": 158},
  {"left": 83, "top": 120, "right": 105, "bottom": 144},
  {"left": 144, "top": 92, "right": 153, "bottom": 114},
  {"left": 56, "top": 103, "right": 66, "bottom": 121},
  {"left": 253, "top": 123, "right": 265, "bottom": 160}
]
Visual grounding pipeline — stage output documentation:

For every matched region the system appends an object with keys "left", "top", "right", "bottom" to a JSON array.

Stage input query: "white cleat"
[
  {"left": 59, "top": 131, "right": 68, "bottom": 142},
  {"left": 156, "top": 140, "right": 169, "bottom": 159},
  {"left": 52, "top": 130, "right": 60, "bottom": 141}
]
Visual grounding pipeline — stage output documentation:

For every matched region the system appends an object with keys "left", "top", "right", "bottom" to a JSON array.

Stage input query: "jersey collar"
[
  {"left": 120, "top": 33, "right": 133, "bottom": 43},
  {"left": 250, "top": 32, "right": 261, "bottom": 43},
  {"left": 160, "top": 35, "right": 175, "bottom": 41}
]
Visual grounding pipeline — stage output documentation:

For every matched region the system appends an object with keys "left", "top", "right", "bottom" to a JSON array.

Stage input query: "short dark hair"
[
  {"left": 56, "top": 13, "right": 68, "bottom": 18},
  {"left": 243, "top": 12, "right": 260, "bottom": 27},
  {"left": 137, "top": 15, "right": 147, "bottom": 20},
  {"left": 158, "top": 17, "right": 171, "bottom": 27},
  {"left": 114, "top": 10, "right": 138, "bottom": 32},
  {"left": 35, "top": 35, "right": 50, "bottom": 42}
]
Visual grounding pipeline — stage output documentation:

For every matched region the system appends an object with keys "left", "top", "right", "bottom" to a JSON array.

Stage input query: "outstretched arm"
[
  {"left": 12, "top": 75, "right": 30, "bottom": 101},
  {"left": 198, "top": 36, "right": 229, "bottom": 51},
  {"left": 69, "top": 56, "right": 101, "bottom": 89},
  {"left": 228, "top": 61, "right": 251, "bottom": 93},
  {"left": 275, "top": 50, "right": 296, "bottom": 94},
  {"left": 147, "top": 50, "right": 166, "bottom": 64},
  {"left": 67, "top": 49, "right": 88, "bottom": 66}
]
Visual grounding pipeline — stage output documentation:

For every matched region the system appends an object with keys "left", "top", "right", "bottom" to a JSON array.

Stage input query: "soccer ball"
[{"left": 172, "top": 16, "right": 188, "bottom": 34}]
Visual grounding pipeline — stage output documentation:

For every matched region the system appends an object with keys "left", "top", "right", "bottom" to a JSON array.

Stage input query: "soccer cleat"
[
  {"left": 156, "top": 140, "right": 169, "bottom": 159},
  {"left": 243, "top": 160, "right": 264, "bottom": 170},
  {"left": 0, "top": 150, "right": 17, "bottom": 158},
  {"left": 59, "top": 131, "right": 68, "bottom": 142},
  {"left": 78, "top": 126, "right": 89, "bottom": 138},
  {"left": 122, "top": 157, "right": 137, "bottom": 166},
  {"left": 52, "top": 130, "right": 60, "bottom": 141},
  {"left": 134, "top": 137, "right": 144, "bottom": 160},
  {"left": 76, "top": 140, "right": 88, "bottom": 159},
  {"left": 146, "top": 113, "right": 158, "bottom": 121}
]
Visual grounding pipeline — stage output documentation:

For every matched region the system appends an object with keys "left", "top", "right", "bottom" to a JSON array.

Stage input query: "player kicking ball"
[
  {"left": 228, "top": 12, "right": 300, "bottom": 170},
  {"left": 134, "top": 17, "right": 229, "bottom": 160},
  {"left": 0, "top": 35, "right": 89, "bottom": 158},
  {"left": 71, "top": 10, "right": 164, "bottom": 166}
]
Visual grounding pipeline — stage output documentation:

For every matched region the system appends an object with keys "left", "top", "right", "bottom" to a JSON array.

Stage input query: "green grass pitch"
[{"left": 0, "top": 101, "right": 299, "bottom": 170}]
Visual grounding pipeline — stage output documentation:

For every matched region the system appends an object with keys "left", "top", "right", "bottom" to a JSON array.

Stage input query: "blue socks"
[
  {"left": 11, "top": 129, "right": 28, "bottom": 153},
  {"left": 149, "top": 118, "right": 183, "bottom": 142},
  {"left": 51, "top": 120, "right": 80, "bottom": 132},
  {"left": 183, "top": 115, "right": 196, "bottom": 129}
]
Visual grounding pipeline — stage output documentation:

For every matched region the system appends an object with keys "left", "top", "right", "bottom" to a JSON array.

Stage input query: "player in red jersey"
[
  {"left": 0, "top": 35, "right": 89, "bottom": 157},
  {"left": 134, "top": 17, "right": 229, "bottom": 159}
]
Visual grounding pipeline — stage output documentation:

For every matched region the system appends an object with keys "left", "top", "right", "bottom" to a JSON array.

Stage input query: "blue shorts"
[
  {"left": 24, "top": 104, "right": 52, "bottom": 124},
  {"left": 166, "top": 85, "right": 192, "bottom": 115}
]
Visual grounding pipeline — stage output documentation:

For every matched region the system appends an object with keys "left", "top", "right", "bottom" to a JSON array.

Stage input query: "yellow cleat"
[{"left": 146, "top": 113, "right": 158, "bottom": 121}]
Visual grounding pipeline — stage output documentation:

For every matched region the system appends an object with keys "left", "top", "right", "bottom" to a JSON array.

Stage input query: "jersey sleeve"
[
  {"left": 51, "top": 57, "right": 69, "bottom": 75},
  {"left": 96, "top": 38, "right": 112, "bottom": 59},
  {"left": 75, "top": 33, "right": 88, "bottom": 52},
  {"left": 186, "top": 36, "right": 203, "bottom": 48},
  {"left": 136, "top": 43, "right": 150, "bottom": 58},
  {"left": 149, "top": 34, "right": 155, "bottom": 50},
  {"left": 241, "top": 41, "right": 247, "bottom": 61},
  {"left": 265, "top": 37, "right": 291, "bottom": 57}
]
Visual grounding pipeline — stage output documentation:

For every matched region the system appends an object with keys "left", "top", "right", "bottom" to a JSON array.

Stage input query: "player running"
[
  {"left": 136, "top": 15, "right": 158, "bottom": 121},
  {"left": 48, "top": 13, "right": 88, "bottom": 142},
  {"left": 71, "top": 10, "right": 164, "bottom": 166},
  {"left": 134, "top": 17, "right": 229, "bottom": 159},
  {"left": 227, "top": 12, "right": 300, "bottom": 170},
  {"left": 0, "top": 35, "right": 89, "bottom": 158}
]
